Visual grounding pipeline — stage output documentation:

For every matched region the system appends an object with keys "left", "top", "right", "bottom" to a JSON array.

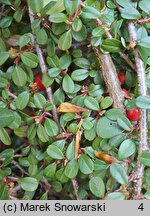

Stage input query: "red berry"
[
  {"left": 118, "top": 72, "right": 125, "bottom": 85},
  {"left": 34, "top": 75, "right": 45, "bottom": 91},
  {"left": 122, "top": 88, "right": 131, "bottom": 99},
  {"left": 126, "top": 108, "right": 140, "bottom": 121}
]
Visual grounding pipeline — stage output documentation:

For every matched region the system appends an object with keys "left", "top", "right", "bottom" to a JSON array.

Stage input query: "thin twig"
[
  {"left": 28, "top": 8, "right": 60, "bottom": 128},
  {"left": 128, "top": 22, "right": 149, "bottom": 199},
  {"left": 12, "top": 160, "right": 29, "bottom": 176},
  {"left": 71, "top": 179, "right": 80, "bottom": 200},
  {"left": 8, "top": 91, "right": 17, "bottom": 99}
]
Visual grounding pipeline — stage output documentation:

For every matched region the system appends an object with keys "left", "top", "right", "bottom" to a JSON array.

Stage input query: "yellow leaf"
[
  {"left": 58, "top": 102, "right": 88, "bottom": 113},
  {"left": 95, "top": 151, "right": 117, "bottom": 164},
  {"left": 75, "top": 119, "right": 83, "bottom": 160}
]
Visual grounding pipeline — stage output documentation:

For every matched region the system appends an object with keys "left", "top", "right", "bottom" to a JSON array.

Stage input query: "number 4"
[{"left": 138, "top": 203, "right": 144, "bottom": 211}]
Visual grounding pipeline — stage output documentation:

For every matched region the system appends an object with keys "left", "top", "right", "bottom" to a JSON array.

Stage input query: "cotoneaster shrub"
[{"left": 0, "top": 0, "right": 150, "bottom": 200}]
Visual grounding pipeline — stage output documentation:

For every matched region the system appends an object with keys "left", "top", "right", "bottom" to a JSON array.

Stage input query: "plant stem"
[
  {"left": 93, "top": 47, "right": 125, "bottom": 113},
  {"left": 96, "top": 19, "right": 136, "bottom": 72},
  {"left": 71, "top": 179, "right": 80, "bottom": 200},
  {"left": 128, "top": 22, "right": 149, "bottom": 199},
  {"left": 28, "top": 8, "right": 59, "bottom": 128}
]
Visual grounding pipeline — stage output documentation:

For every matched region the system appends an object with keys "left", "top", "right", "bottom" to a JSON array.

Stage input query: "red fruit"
[
  {"left": 122, "top": 88, "right": 131, "bottom": 99},
  {"left": 118, "top": 72, "right": 125, "bottom": 85},
  {"left": 34, "top": 75, "right": 45, "bottom": 91},
  {"left": 126, "top": 108, "right": 140, "bottom": 121}
]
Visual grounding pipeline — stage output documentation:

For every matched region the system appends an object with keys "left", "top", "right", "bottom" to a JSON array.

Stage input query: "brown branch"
[
  {"left": 28, "top": 8, "right": 60, "bottom": 128},
  {"left": 93, "top": 47, "right": 125, "bottom": 113},
  {"left": 71, "top": 179, "right": 80, "bottom": 200},
  {"left": 135, "top": 17, "right": 150, "bottom": 24},
  {"left": 96, "top": 19, "right": 136, "bottom": 72},
  {"left": 128, "top": 22, "right": 149, "bottom": 199}
]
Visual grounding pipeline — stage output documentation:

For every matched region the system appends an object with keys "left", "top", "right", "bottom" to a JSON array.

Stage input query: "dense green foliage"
[{"left": 0, "top": 0, "right": 150, "bottom": 200}]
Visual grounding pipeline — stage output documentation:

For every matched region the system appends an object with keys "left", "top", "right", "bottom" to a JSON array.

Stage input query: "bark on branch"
[
  {"left": 128, "top": 22, "right": 149, "bottom": 199},
  {"left": 93, "top": 47, "right": 125, "bottom": 113}
]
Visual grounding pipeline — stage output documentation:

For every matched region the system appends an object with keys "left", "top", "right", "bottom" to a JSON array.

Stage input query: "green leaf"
[
  {"left": 33, "top": 93, "right": 46, "bottom": 109},
  {"left": 139, "top": 37, "right": 150, "bottom": 49},
  {"left": 18, "top": 177, "right": 38, "bottom": 192},
  {"left": 0, "top": 185, "right": 9, "bottom": 200},
  {"left": 44, "top": 118, "right": 58, "bottom": 137},
  {"left": 37, "top": 124, "right": 49, "bottom": 143},
  {"left": 117, "top": 116, "right": 132, "bottom": 131},
  {"left": 72, "top": 18, "right": 82, "bottom": 32},
  {"left": 118, "top": 139, "right": 136, "bottom": 160},
  {"left": 19, "top": 34, "right": 31, "bottom": 48},
  {"left": 48, "top": 68, "right": 61, "bottom": 78},
  {"left": 92, "top": 27, "right": 105, "bottom": 37},
  {"left": 21, "top": 52, "right": 39, "bottom": 68},
  {"left": 64, "top": 0, "right": 80, "bottom": 16},
  {"left": 36, "top": 29, "right": 48, "bottom": 45},
  {"left": 105, "top": 108, "right": 123, "bottom": 120},
  {"left": 44, "top": 163, "right": 56, "bottom": 178},
  {"left": 45, "top": 0, "right": 65, "bottom": 15},
  {"left": 96, "top": 117, "right": 122, "bottom": 139},
  {"left": 0, "top": 128, "right": 11, "bottom": 145},
  {"left": 16, "top": 91, "right": 29, "bottom": 110},
  {"left": 78, "top": 154, "right": 94, "bottom": 174},
  {"left": 139, "top": 0, "right": 150, "bottom": 14},
  {"left": 105, "top": 192, "right": 125, "bottom": 200},
  {"left": 136, "top": 96, "right": 150, "bottom": 109},
  {"left": 52, "top": 181, "right": 62, "bottom": 192},
  {"left": 72, "top": 25, "right": 87, "bottom": 42},
  {"left": 116, "top": 0, "right": 131, "bottom": 8},
  {"left": 27, "top": 124, "right": 37, "bottom": 140},
  {"left": 62, "top": 74, "right": 74, "bottom": 93},
  {"left": 82, "top": 118, "right": 93, "bottom": 130},
  {"left": 0, "top": 52, "right": 9, "bottom": 66},
  {"left": 121, "top": 7, "right": 141, "bottom": 20},
  {"left": 66, "top": 140, "right": 75, "bottom": 160},
  {"left": 47, "top": 145, "right": 64, "bottom": 159},
  {"left": 81, "top": 6, "right": 102, "bottom": 19},
  {"left": 65, "top": 159, "right": 79, "bottom": 179},
  {"left": 49, "top": 13, "right": 67, "bottom": 23},
  {"left": 0, "top": 16, "right": 12, "bottom": 28},
  {"left": 100, "top": 96, "right": 113, "bottom": 109},
  {"left": 89, "top": 176, "right": 105, "bottom": 198},
  {"left": 101, "top": 39, "right": 123, "bottom": 53},
  {"left": 13, "top": 10, "right": 23, "bottom": 23},
  {"left": 58, "top": 30, "right": 72, "bottom": 51},
  {"left": 141, "top": 152, "right": 150, "bottom": 167},
  {"left": 73, "top": 57, "right": 90, "bottom": 68},
  {"left": 0, "top": 108, "right": 14, "bottom": 128},
  {"left": 59, "top": 54, "right": 71, "bottom": 69},
  {"left": 84, "top": 96, "right": 99, "bottom": 111},
  {"left": 12, "top": 66, "right": 27, "bottom": 87},
  {"left": 8, "top": 112, "right": 21, "bottom": 129},
  {"left": 71, "top": 69, "right": 89, "bottom": 81},
  {"left": 110, "top": 163, "right": 128, "bottom": 184},
  {"left": 0, "top": 77, "right": 8, "bottom": 88},
  {"left": 28, "top": 0, "right": 43, "bottom": 13},
  {"left": 56, "top": 168, "right": 69, "bottom": 183},
  {"left": 0, "top": 148, "right": 14, "bottom": 158}
]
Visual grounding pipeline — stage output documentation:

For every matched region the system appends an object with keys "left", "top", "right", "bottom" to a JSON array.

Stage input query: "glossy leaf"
[
  {"left": 47, "top": 145, "right": 64, "bottom": 159},
  {"left": 16, "top": 91, "right": 29, "bottom": 110},
  {"left": 78, "top": 154, "right": 94, "bottom": 174},
  {"left": 89, "top": 176, "right": 105, "bottom": 198},
  {"left": 110, "top": 163, "right": 128, "bottom": 184},
  {"left": 18, "top": 177, "right": 38, "bottom": 192},
  {"left": 118, "top": 139, "right": 136, "bottom": 160}
]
